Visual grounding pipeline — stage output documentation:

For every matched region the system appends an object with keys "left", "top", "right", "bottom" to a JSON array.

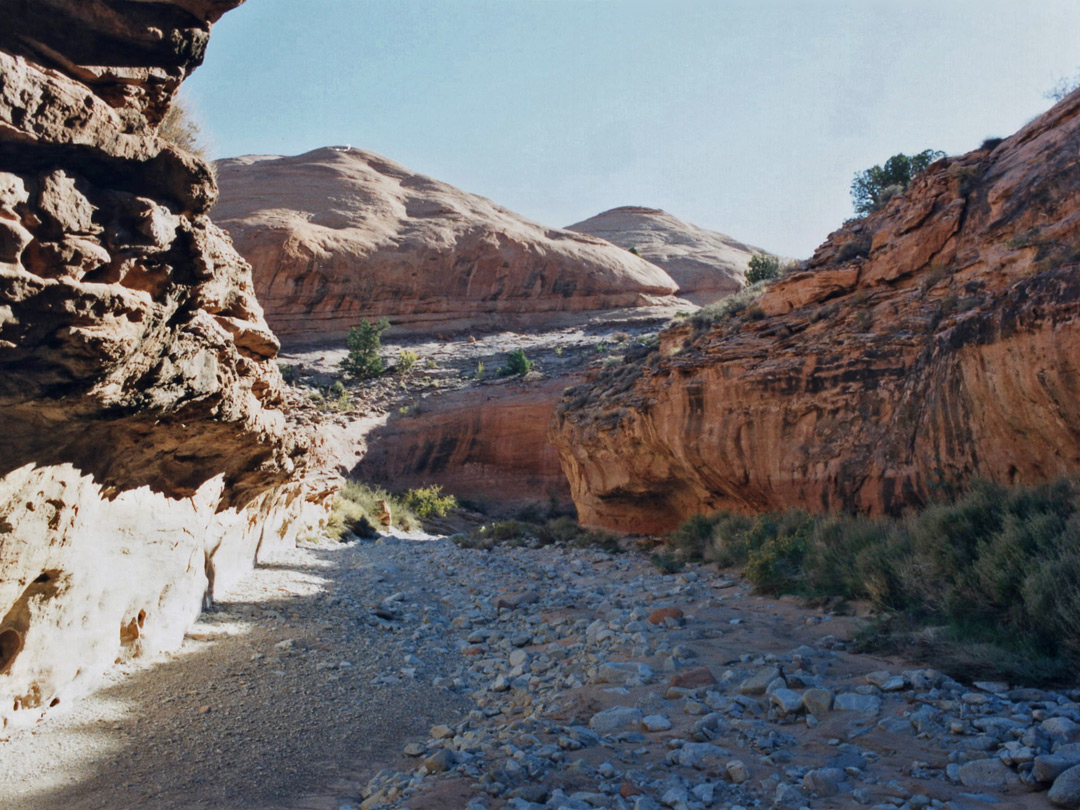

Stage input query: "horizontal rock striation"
[
  {"left": 567, "top": 206, "right": 764, "bottom": 305},
  {"left": 355, "top": 375, "right": 580, "bottom": 511},
  {"left": 0, "top": 0, "right": 328, "bottom": 725},
  {"left": 552, "top": 93, "right": 1080, "bottom": 533},
  {"left": 213, "top": 149, "right": 683, "bottom": 347}
]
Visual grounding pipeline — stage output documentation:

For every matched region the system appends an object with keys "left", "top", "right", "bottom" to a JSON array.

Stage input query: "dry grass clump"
[
  {"left": 454, "top": 516, "right": 620, "bottom": 553},
  {"left": 328, "top": 482, "right": 458, "bottom": 541}
]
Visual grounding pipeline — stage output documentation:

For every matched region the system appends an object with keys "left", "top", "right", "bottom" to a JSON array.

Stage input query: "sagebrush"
[{"left": 666, "top": 479, "right": 1080, "bottom": 684}]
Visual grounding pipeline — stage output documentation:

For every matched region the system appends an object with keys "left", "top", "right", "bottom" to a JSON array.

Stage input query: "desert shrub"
[
  {"left": 499, "top": 348, "right": 534, "bottom": 376},
  {"left": 690, "top": 285, "right": 766, "bottom": 329},
  {"left": 329, "top": 481, "right": 419, "bottom": 535},
  {"left": 397, "top": 349, "right": 419, "bottom": 372},
  {"left": 400, "top": 485, "right": 456, "bottom": 520},
  {"left": 158, "top": 95, "right": 207, "bottom": 159},
  {"left": 665, "top": 478, "right": 1080, "bottom": 684},
  {"left": 341, "top": 319, "right": 389, "bottom": 381},
  {"left": 746, "top": 253, "right": 783, "bottom": 285},
  {"left": 458, "top": 516, "right": 619, "bottom": 552}
]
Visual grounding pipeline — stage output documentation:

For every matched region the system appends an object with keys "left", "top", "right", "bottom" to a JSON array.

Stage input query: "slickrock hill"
[
  {"left": 0, "top": 1, "right": 326, "bottom": 726},
  {"left": 213, "top": 149, "right": 683, "bottom": 347},
  {"left": 567, "top": 206, "right": 765, "bottom": 304},
  {"left": 552, "top": 93, "right": 1080, "bottom": 533}
]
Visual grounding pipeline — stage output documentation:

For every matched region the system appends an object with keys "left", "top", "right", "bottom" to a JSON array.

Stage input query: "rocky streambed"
[{"left": 3, "top": 530, "right": 1079, "bottom": 810}]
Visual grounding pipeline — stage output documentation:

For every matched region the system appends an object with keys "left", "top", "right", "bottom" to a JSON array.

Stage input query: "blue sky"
[{"left": 186, "top": 0, "right": 1080, "bottom": 258}]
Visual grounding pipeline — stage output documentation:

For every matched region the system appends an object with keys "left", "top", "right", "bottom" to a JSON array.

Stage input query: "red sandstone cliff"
[
  {"left": 0, "top": 1, "right": 327, "bottom": 725},
  {"left": 552, "top": 94, "right": 1080, "bottom": 533},
  {"left": 213, "top": 149, "right": 684, "bottom": 347}
]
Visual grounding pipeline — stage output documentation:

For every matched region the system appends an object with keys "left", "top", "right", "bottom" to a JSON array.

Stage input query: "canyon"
[{"left": 552, "top": 93, "right": 1080, "bottom": 533}]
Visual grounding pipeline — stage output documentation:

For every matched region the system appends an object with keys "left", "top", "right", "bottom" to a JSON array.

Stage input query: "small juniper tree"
[
  {"left": 850, "top": 149, "right": 945, "bottom": 217},
  {"left": 745, "top": 253, "right": 783, "bottom": 285},
  {"left": 499, "top": 348, "right": 534, "bottom": 377},
  {"left": 341, "top": 318, "right": 390, "bottom": 381}
]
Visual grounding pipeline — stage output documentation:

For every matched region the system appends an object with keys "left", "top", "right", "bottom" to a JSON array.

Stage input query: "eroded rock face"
[
  {"left": 213, "top": 149, "right": 682, "bottom": 347},
  {"left": 567, "top": 206, "right": 764, "bottom": 304},
  {"left": 0, "top": 0, "right": 327, "bottom": 725},
  {"left": 355, "top": 375, "right": 580, "bottom": 511},
  {"left": 552, "top": 94, "right": 1080, "bottom": 533}
]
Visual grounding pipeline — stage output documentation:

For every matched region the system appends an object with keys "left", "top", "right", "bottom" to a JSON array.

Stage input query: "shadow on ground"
[{"left": 2, "top": 543, "right": 470, "bottom": 810}]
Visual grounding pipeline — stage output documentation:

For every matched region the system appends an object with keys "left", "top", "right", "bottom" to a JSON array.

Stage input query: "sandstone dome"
[
  {"left": 214, "top": 149, "right": 682, "bottom": 347},
  {"left": 567, "top": 206, "right": 769, "bottom": 305}
]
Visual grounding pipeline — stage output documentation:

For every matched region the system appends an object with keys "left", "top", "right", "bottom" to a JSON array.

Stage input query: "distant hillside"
[
  {"left": 568, "top": 206, "right": 769, "bottom": 304},
  {"left": 214, "top": 149, "right": 683, "bottom": 346}
]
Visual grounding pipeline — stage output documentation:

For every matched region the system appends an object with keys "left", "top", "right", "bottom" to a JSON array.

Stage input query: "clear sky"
[{"left": 185, "top": 0, "right": 1080, "bottom": 258}]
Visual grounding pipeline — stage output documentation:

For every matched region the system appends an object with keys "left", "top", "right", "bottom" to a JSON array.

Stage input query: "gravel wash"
[{"left": 2, "top": 533, "right": 1079, "bottom": 810}]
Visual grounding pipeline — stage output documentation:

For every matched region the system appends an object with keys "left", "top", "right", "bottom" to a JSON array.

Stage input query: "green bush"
[
  {"left": 664, "top": 478, "right": 1080, "bottom": 684},
  {"left": 499, "top": 348, "right": 534, "bottom": 377},
  {"left": 341, "top": 319, "right": 390, "bottom": 381},
  {"left": 400, "top": 485, "right": 456, "bottom": 520},
  {"left": 328, "top": 481, "right": 419, "bottom": 537},
  {"left": 851, "top": 149, "right": 946, "bottom": 217},
  {"left": 745, "top": 253, "right": 783, "bottom": 285}
]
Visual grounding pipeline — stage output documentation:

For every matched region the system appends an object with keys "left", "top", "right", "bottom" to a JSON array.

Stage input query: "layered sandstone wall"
[
  {"left": 0, "top": 0, "right": 329, "bottom": 726},
  {"left": 354, "top": 375, "right": 580, "bottom": 511},
  {"left": 213, "top": 149, "right": 683, "bottom": 347},
  {"left": 552, "top": 93, "right": 1080, "bottom": 533}
]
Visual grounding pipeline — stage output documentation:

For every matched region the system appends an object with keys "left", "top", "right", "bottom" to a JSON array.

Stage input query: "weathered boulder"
[
  {"left": 567, "top": 206, "right": 764, "bottom": 304},
  {"left": 0, "top": 1, "right": 327, "bottom": 726},
  {"left": 552, "top": 91, "right": 1080, "bottom": 532},
  {"left": 213, "top": 149, "right": 683, "bottom": 347}
]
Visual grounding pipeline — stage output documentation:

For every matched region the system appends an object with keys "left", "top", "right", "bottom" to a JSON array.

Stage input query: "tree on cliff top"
[{"left": 850, "top": 149, "right": 946, "bottom": 217}]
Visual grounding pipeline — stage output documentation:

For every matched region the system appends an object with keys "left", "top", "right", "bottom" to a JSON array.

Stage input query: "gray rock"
[
  {"left": 773, "top": 782, "right": 806, "bottom": 810},
  {"left": 769, "top": 688, "right": 804, "bottom": 716},
  {"left": 597, "top": 661, "right": 653, "bottom": 685},
  {"left": 738, "top": 666, "right": 781, "bottom": 695},
  {"left": 422, "top": 748, "right": 456, "bottom": 773},
  {"left": 1050, "top": 764, "right": 1080, "bottom": 808},
  {"left": 802, "top": 767, "right": 847, "bottom": 797},
  {"left": 675, "top": 741, "right": 729, "bottom": 770},
  {"left": 589, "top": 706, "right": 643, "bottom": 734},
  {"left": 956, "top": 757, "right": 1018, "bottom": 790},
  {"left": 802, "top": 687, "right": 834, "bottom": 715},
  {"left": 1036, "top": 753, "right": 1080, "bottom": 784},
  {"left": 1045, "top": 718, "right": 1080, "bottom": 749},
  {"left": 643, "top": 714, "right": 672, "bottom": 732},
  {"left": 726, "top": 759, "right": 750, "bottom": 783},
  {"left": 834, "top": 693, "right": 882, "bottom": 715}
]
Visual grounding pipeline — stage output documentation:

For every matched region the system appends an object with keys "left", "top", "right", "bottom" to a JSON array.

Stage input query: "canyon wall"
[
  {"left": 214, "top": 149, "right": 684, "bottom": 347},
  {"left": 552, "top": 94, "right": 1080, "bottom": 533},
  {"left": 0, "top": 0, "right": 328, "bottom": 726},
  {"left": 354, "top": 375, "right": 580, "bottom": 512}
]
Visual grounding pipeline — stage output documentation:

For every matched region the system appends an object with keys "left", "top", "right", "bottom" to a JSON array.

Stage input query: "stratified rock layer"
[
  {"left": 552, "top": 94, "right": 1080, "bottom": 533},
  {"left": 355, "top": 375, "right": 580, "bottom": 511},
  {"left": 567, "top": 206, "right": 764, "bottom": 304},
  {"left": 213, "top": 149, "right": 682, "bottom": 346},
  {"left": 0, "top": 1, "right": 326, "bottom": 725}
]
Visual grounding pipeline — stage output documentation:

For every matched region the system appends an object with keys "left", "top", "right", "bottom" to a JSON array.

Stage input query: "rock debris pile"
[{"left": 340, "top": 536, "right": 1080, "bottom": 810}]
